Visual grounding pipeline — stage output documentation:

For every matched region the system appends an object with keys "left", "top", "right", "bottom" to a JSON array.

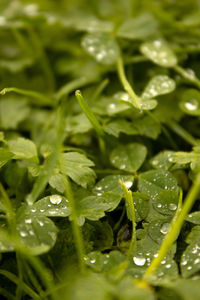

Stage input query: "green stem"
[
  {"left": 120, "top": 181, "right": 136, "bottom": 256},
  {"left": 174, "top": 65, "right": 200, "bottom": 89},
  {"left": 0, "top": 183, "right": 16, "bottom": 233},
  {"left": 55, "top": 77, "right": 96, "bottom": 102},
  {"left": 16, "top": 252, "right": 23, "bottom": 300},
  {"left": 0, "top": 87, "right": 54, "bottom": 107},
  {"left": 167, "top": 120, "right": 198, "bottom": 146},
  {"left": 143, "top": 173, "right": 200, "bottom": 280},
  {"left": 117, "top": 57, "right": 141, "bottom": 109},
  {"left": 0, "top": 270, "right": 40, "bottom": 299},
  {"left": 65, "top": 177, "right": 85, "bottom": 273},
  {"left": 75, "top": 90, "right": 105, "bottom": 137},
  {"left": 91, "top": 78, "right": 109, "bottom": 102}
]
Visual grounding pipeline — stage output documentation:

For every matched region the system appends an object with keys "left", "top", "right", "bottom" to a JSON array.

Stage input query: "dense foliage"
[{"left": 1, "top": 0, "right": 200, "bottom": 299}]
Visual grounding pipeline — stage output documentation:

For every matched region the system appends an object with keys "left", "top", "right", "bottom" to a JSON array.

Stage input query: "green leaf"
[
  {"left": 120, "top": 93, "right": 157, "bottom": 110},
  {"left": 29, "top": 195, "right": 70, "bottom": 217},
  {"left": 117, "top": 13, "right": 158, "bottom": 40},
  {"left": 142, "top": 75, "right": 176, "bottom": 99},
  {"left": 186, "top": 212, "right": 200, "bottom": 224},
  {"left": 77, "top": 193, "right": 121, "bottom": 223},
  {"left": 186, "top": 226, "right": 200, "bottom": 244},
  {"left": 17, "top": 215, "right": 57, "bottom": 255},
  {"left": 133, "top": 115, "right": 161, "bottom": 139},
  {"left": 0, "top": 98, "right": 30, "bottom": 129},
  {"left": 81, "top": 32, "right": 120, "bottom": 65},
  {"left": 179, "top": 89, "right": 200, "bottom": 116},
  {"left": 49, "top": 173, "right": 67, "bottom": 193},
  {"left": 138, "top": 170, "right": 178, "bottom": 199},
  {"left": 117, "top": 276, "right": 156, "bottom": 300},
  {"left": 140, "top": 39, "right": 177, "bottom": 67},
  {"left": 66, "top": 113, "right": 92, "bottom": 134},
  {"left": 150, "top": 151, "right": 175, "bottom": 170},
  {"left": 110, "top": 143, "right": 147, "bottom": 172},
  {"left": 85, "top": 250, "right": 126, "bottom": 272},
  {"left": 165, "top": 279, "right": 200, "bottom": 300},
  {"left": 93, "top": 175, "right": 134, "bottom": 196},
  {"left": 0, "top": 229, "right": 14, "bottom": 252},
  {"left": 152, "top": 190, "right": 179, "bottom": 216},
  {"left": 8, "top": 138, "right": 38, "bottom": 164},
  {"left": 0, "top": 149, "right": 13, "bottom": 168},
  {"left": 104, "top": 119, "right": 138, "bottom": 137},
  {"left": 147, "top": 219, "right": 171, "bottom": 244},
  {"left": 132, "top": 192, "right": 149, "bottom": 222},
  {"left": 60, "top": 152, "right": 96, "bottom": 188},
  {"left": 180, "top": 241, "right": 200, "bottom": 278}
]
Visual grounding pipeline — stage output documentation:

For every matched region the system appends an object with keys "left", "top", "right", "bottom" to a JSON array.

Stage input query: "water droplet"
[
  {"left": 20, "top": 231, "right": 27, "bottom": 237},
  {"left": 133, "top": 256, "right": 146, "bottom": 266},
  {"left": 160, "top": 223, "right": 170, "bottom": 235},
  {"left": 184, "top": 99, "right": 198, "bottom": 111},
  {"left": 109, "top": 103, "right": 116, "bottom": 110},
  {"left": 38, "top": 221, "right": 44, "bottom": 227},
  {"left": 194, "top": 258, "right": 200, "bottom": 264},
  {"left": 25, "top": 219, "right": 32, "bottom": 224},
  {"left": 40, "top": 209, "right": 45, "bottom": 213},
  {"left": 97, "top": 193, "right": 102, "bottom": 196},
  {"left": 96, "top": 186, "right": 102, "bottom": 191},
  {"left": 165, "top": 264, "right": 171, "bottom": 269},
  {"left": 120, "top": 164, "right": 126, "bottom": 169},
  {"left": 0, "top": 16, "right": 6, "bottom": 26},
  {"left": 187, "top": 266, "right": 192, "bottom": 270},
  {"left": 169, "top": 203, "right": 177, "bottom": 211},
  {"left": 181, "top": 260, "right": 188, "bottom": 266},
  {"left": 124, "top": 181, "right": 133, "bottom": 189},
  {"left": 50, "top": 195, "right": 62, "bottom": 205},
  {"left": 157, "top": 203, "right": 162, "bottom": 208},
  {"left": 31, "top": 209, "right": 36, "bottom": 213},
  {"left": 90, "top": 259, "right": 96, "bottom": 264},
  {"left": 161, "top": 260, "right": 166, "bottom": 265}
]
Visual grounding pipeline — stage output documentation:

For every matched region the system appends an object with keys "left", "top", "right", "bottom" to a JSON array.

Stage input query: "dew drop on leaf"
[
  {"left": 50, "top": 195, "right": 62, "bottom": 205},
  {"left": 133, "top": 256, "right": 146, "bottom": 266}
]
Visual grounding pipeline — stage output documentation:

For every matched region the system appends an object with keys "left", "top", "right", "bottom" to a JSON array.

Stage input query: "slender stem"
[
  {"left": 16, "top": 252, "right": 23, "bottom": 300},
  {"left": 0, "top": 87, "right": 54, "bottom": 106},
  {"left": 167, "top": 120, "right": 198, "bottom": 146},
  {"left": 75, "top": 90, "right": 105, "bottom": 137},
  {"left": 55, "top": 77, "right": 96, "bottom": 101},
  {"left": 113, "top": 206, "right": 126, "bottom": 232},
  {"left": 120, "top": 181, "right": 136, "bottom": 256},
  {"left": 65, "top": 176, "right": 85, "bottom": 273},
  {"left": 174, "top": 65, "right": 200, "bottom": 89},
  {"left": 0, "top": 183, "right": 16, "bottom": 233},
  {"left": 117, "top": 57, "right": 141, "bottom": 109},
  {"left": 91, "top": 78, "right": 109, "bottom": 102},
  {"left": 143, "top": 173, "right": 200, "bottom": 280},
  {"left": 0, "top": 270, "right": 40, "bottom": 299}
]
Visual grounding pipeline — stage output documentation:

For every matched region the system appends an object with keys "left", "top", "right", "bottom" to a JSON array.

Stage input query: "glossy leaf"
[
  {"left": 138, "top": 170, "right": 178, "bottom": 199},
  {"left": 140, "top": 39, "right": 177, "bottom": 67},
  {"left": 142, "top": 75, "right": 176, "bottom": 99},
  {"left": 152, "top": 190, "right": 178, "bottom": 216},
  {"left": 29, "top": 195, "right": 70, "bottom": 217},
  {"left": 81, "top": 32, "right": 120, "bottom": 65},
  {"left": 150, "top": 151, "right": 175, "bottom": 170},
  {"left": 17, "top": 215, "right": 57, "bottom": 255},
  {"left": 181, "top": 241, "right": 200, "bottom": 278},
  {"left": 110, "top": 143, "right": 147, "bottom": 172}
]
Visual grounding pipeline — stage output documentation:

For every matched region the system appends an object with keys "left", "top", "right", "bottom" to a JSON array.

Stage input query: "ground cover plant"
[{"left": 1, "top": 0, "right": 200, "bottom": 299}]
